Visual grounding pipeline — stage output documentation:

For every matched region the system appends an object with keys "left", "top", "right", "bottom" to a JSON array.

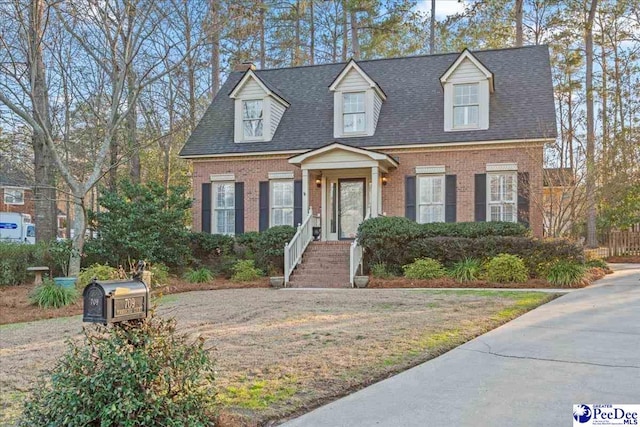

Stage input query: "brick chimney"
[{"left": 233, "top": 61, "right": 256, "bottom": 72}]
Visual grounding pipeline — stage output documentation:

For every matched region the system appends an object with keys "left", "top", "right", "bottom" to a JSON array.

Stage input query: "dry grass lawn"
[{"left": 0, "top": 288, "right": 558, "bottom": 426}]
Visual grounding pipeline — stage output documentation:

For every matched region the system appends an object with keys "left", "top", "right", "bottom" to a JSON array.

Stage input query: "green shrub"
[
  {"left": 546, "top": 261, "right": 586, "bottom": 287},
  {"left": 403, "top": 258, "right": 447, "bottom": 280},
  {"left": 29, "top": 278, "right": 78, "bottom": 308},
  {"left": 47, "top": 240, "right": 77, "bottom": 277},
  {"left": 189, "top": 232, "right": 235, "bottom": 261},
  {"left": 418, "top": 221, "right": 530, "bottom": 238},
  {"left": 183, "top": 268, "right": 214, "bottom": 284},
  {"left": 89, "top": 180, "right": 192, "bottom": 267},
  {"left": 19, "top": 314, "right": 215, "bottom": 426},
  {"left": 357, "top": 216, "right": 421, "bottom": 266},
  {"left": 585, "top": 258, "right": 608, "bottom": 269},
  {"left": 254, "top": 226, "right": 296, "bottom": 274},
  {"left": 77, "top": 264, "right": 119, "bottom": 288},
  {"left": 149, "top": 263, "right": 170, "bottom": 287},
  {"left": 485, "top": 254, "right": 529, "bottom": 283},
  {"left": 0, "top": 243, "right": 46, "bottom": 285},
  {"left": 231, "top": 260, "right": 263, "bottom": 282},
  {"left": 235, "top": 232, "right": 261, "bottom": 258},
  {"left": 370, "top": 262, "right": 393, "bottom": 278},
  {"left": 449, "top": 258, "right": 483, "bottom": 283}
]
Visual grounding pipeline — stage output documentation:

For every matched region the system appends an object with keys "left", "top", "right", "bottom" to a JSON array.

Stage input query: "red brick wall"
[
  {"left": 191, "top": 143, "right": 544, "bottom": 237},
  {"left": 0, "top": 187, "right": 35, "bottom": 218}
]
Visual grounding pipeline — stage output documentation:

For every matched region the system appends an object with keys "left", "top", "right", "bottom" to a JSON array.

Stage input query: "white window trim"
[
  {"left": 417, "top": 174, "right": 446, "bottom": 224},
  {"left": 3, "top": 188, "right": 25, "bottom": 205},
  {"left": 270, "top": 179, "right": 294, "bottom": 227},
  {"left": 333, "top": 89, "right": 378, "bottom": 138},
  {"left": 486, "top": 172, "right": 518, "bottom": 223},
  {"left": 212, "top": 182, "right": 235, "bottom": 236},
  {"left": 342, "top": 91, "right": 367, "bottom": 134},
  {"left": 241, "top": 99, "right": 265, "bottom": 141},
  {"left": 452, "top": 83, "right": 480, "bottom": 130},
  {"left": 443, "top": 80, "right": 490, "bottom": 132}
]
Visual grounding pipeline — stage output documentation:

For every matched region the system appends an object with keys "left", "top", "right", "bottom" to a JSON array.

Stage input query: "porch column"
[
  {"left": 370, "top": 165, "right": 379, "bottom": 217},
  {"left": 302, "top": 169, "right": 309, "bottom": 216}
]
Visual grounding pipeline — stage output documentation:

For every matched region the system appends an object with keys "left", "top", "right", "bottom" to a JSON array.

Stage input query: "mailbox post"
[{"left": 83, "top": 269, "right": 150, "bottom": 325}]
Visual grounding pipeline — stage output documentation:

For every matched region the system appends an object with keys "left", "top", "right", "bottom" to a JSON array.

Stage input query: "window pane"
[
  {"left": 343, "top": 92, "right": 365, "bottom": 113},
  {"left": 468, "top": 105, "right": 479, "bottom": 125},
  {"left": 490, "top": 205, "right": 501, "bottom": 221},
  {"left": 504, "top": 204, "right": 514, "bottom": 222},
  {"left": 344, "top": 112, "right": 365, "bottom": 132},
  {"left": 454, "top": 84, "right": 479, "bottom": 106},
  {"left": 242, "top": 100, "right": 262, "bottom": 119}
]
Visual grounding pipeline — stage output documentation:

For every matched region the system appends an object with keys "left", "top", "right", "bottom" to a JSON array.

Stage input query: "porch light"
[
  {"left": 315, "top": 177, "right": 322, "bottom": 188},
  {"left": 382, "top": 175, "right": 388, "bottom": 186}
]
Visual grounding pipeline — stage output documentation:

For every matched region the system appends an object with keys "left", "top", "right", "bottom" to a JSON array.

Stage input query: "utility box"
[{"left": 83, "top": 278, "right": 149, "bottom": 325}]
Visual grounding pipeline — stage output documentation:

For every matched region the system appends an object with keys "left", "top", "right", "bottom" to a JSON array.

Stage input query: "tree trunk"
[
  {"left": 68, "top": 193, "right": 87, "bottom": 277},
  {"left": 515, "top": 0, "right": 523, "bottom": 47},
  {"left": 350, "top": 10, "right": 360, "bottom": 59},
  {"left": 585, "top": 0, "right": 598, "bottom": 248},
  {"left": 29, "top": 0, "right": 57, "bottom": 243},
  {"left": 429, "top": 0, "right": 435, "bottom": 54},
  {"left": 184, "top": 0, "right": 196, "bottom": 131},
  {"left": 127, "top": 69, "right": 140, "bottom": 183},
  {"left": 109, "top": 133, "right": 118, "bottom": 192},
  {"left": 341, "top": 1, "right": 348, "bottom": 61},
  {"left": 309, "top": 0, "right": 315, "bottom": 65},
  {"left": 260, "top": 0, "right": 266, "bottom": 68},
  {"left": 294, "top": 0, "right": 301, "bottom": 66},
  {"left": 210, "top": 0, "right": 220, "bottom": 95}
]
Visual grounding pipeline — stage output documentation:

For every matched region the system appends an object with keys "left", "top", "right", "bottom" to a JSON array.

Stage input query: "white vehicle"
[{"left": 0, "top": 212, "right": 36, "bottom": 244}]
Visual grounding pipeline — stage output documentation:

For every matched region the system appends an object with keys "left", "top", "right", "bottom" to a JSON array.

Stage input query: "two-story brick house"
[{"left": 181, "top": 45, "right": 556, "bottom": 248}]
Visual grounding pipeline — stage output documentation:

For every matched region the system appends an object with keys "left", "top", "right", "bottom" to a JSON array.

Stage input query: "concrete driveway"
[{"left": 283, "top": 264, "right": 640, "bottom": 427}]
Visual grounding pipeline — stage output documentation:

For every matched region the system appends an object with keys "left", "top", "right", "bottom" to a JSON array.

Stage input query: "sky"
[{"left": 414, "top": 0, "right": 468, "bottom": 19}]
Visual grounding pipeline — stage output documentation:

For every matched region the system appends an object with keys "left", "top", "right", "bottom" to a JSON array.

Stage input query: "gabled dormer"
[
  {"left": 329, "top": 59, "right": 386, "bottom": 138},
  {"left": 440, "top": 49, "right": 494, "bottom": 132},
  {"left": 229, "top": 69, "right": 289, "bottom": 143}
]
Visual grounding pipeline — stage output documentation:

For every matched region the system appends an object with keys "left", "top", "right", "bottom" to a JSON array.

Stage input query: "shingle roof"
[{"left": 180, "top": 45, "right": 557, "bottom": 157}]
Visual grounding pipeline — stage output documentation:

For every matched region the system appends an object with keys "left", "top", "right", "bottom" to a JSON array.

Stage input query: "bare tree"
[
  {"left": 515, "top": 0, "right": 523, "bottom": 46},
  {"left": 585, "top": 0, "right": 598, "bottom": 247}
]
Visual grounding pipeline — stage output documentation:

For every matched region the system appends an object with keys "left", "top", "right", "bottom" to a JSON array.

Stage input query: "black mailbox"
[{"left": 83, "top": 278, "right": 149, "bottom": 324}]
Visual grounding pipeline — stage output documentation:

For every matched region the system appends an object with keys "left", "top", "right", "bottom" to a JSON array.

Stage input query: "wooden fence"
[{"left": 607, "top": 231, "right": 640, "bottom": 257}]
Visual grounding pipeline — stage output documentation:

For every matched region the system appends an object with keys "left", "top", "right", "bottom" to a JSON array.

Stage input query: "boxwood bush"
[
  {"left": 484, "top": 254, "right": 529, "bottom": 283},
  {"left": 254, "top": 226, "right": 296, "bottom": 274},
  {"left": 403, "top": 258, "right": 447, "bottom": 280}
]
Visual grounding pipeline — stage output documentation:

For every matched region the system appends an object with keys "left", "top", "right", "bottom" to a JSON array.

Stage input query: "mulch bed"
[
  {"left": 606, "top": 256, "right": 640, "bottom": 263},
  {"left": 0, "top": 277, "right": 270, "bottom": 325}
]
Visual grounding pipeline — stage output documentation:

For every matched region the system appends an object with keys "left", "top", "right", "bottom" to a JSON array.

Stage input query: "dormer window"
[
  {"left": 242, "top": 99, "right": 264, "bottom": 138},
  {"left": 343, "top": 92, "right": 366, "bottom": 133},
  {"left": 453, "top": 83, "right": 479, "bottom": 128}
]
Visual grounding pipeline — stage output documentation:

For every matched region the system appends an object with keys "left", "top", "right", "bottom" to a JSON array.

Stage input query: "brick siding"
[{"left": 0, "top": 187, "right": 35, "bottom": 218}]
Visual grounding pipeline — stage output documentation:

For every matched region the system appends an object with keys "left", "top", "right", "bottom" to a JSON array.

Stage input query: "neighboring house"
[
  {"left": 180, "top": 45, "right": 556, "bottom": 242},
  {"left": 0, "top": 159, "right": 35, "bottom": 220},
  {"left": 543, "top": 167, "right": 576, "bottom": 237}
]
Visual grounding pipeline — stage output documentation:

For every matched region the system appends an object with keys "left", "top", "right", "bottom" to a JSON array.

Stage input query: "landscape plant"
[
  {"left": 403, "top": 258, "right": 447, "bottom": 280},
  {"left": 231, "top": 260, "right": 263, "bottom": 282},
  {"left": 254, "top": 226, "right": 296, "bottom": 274},
  {"left": 370, "top": 262, "right": 393, "bottom": 278},
  {"left": 149, "top": 263, "right": 170, "bottom": 287},
  {"left": 184, "top": 268, "right": 214, "bottom": 284},
  {"left": 77, "top": 264, "right": 120, "bottom": 288},
  {"left": 484, "top": 254, "right": 529, "bottom": 283},
  {"left": 19, "top": 314, "right": 216, "bottom": 426},
  {"left": 29, "top": 278, "right": 78, "bottom": 308},
  {"left": 449, "top": 258, "right": 483, "bottom": 283},
  {"left": 546, "top": 260, "right": 586, "bottom": 287},
  {"left": 0, "top": 242, "right": 48, "bottom": 286}
]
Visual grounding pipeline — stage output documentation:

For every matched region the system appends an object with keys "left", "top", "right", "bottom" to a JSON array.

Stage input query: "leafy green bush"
[
  {"left": 183, "top": 268, "right": 214, "bottom": 284},
  {"left": 149, "top": 263, "right": 170, "bottom": 287},
  {"left": 485, "top": 254, "right": 529, "bottom": 283},
  {"left": 403, "top": 258, "right": 447, "bottom": 280},
  {"left": 357, "top": 216, "right": 421, "bottom": 266},
  {"left": 449, "top": 258, "right": 483, "bottom": 283},
  {"left": 77, "top": 264, "right": 119, "bottom": 288},
  {"left": 231, "top": 260, "right": 263, "bottom": 282},
  {"left": 546, "top": 261, "right": 586, "bottom": 287},
  {"left": 585, "top": 258, "right": 608, "bottom": 269},
  {"left": 370, "top": 262, "right": 393, "bottom": 278},
  {"left": 0, "top": 242, "right": 52, "bottom": 286},
  {"left": 254, "top": 226, "right": 296, "bottom": 274},
  {"left": 235, "top": 231, "right": 261, "bottom": 258},
  {"left": 189, "top": 232, "right": 234, "bottom": 261},
  {"left": 47, "top": 240, "right": 77, "bottom": 277},
  {"left": 19, "top": 314, "right": 215, "bottom": 426},
  {"left": 418, "top": 221, "right": 530, "bottom": 238},
  {"left": 89, "top": 180, "right": 192, "bottom": 267},
  {"left": 29, "top": 278, "right": 78, "bottom": 308}
]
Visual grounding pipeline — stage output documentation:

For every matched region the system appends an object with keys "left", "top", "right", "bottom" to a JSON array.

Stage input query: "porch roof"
[{"left": 288, "top": 142, "right": 398, "bottom": 172}]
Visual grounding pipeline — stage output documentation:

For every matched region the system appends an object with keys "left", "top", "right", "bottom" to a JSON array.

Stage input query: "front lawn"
[{"left": 0, "top": 288, "right": 558, "bottom": 426}]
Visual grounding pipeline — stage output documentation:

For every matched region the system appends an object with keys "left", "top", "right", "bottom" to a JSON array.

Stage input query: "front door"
[{"left": 338, "top": 178, "right": 366, "bottom": 240}]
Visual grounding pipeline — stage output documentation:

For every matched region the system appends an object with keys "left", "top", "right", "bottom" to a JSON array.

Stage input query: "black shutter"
[
  {"left": 475, "top": 174, "right": 486, "bottom": 222},
  {"left": 293, "top": 180, "right": 302, "bottom": 226},
  {"left": 201, "top": 183, "right": 211, "bottom": 233},
  {"left": 259, "top": 181, "right": 269, "bottom": 231},
  {"left": 234, "top": 182, "right": 244, "bottom": 235},
  {"left": 405, "top": 176, "right": 416, "bottom": 221},
  {"left": 517, "top": 172, "right": 530, "bottom": 227},
  {"left": 445, "top": 175, "right": 457, "bottom": 223}
]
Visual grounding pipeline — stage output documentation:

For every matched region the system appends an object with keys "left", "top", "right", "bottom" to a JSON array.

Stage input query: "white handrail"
[
  {"left": 284, "top": 207, "right": 314, "bottom": 285},
  {"left": 349, "top": 208, "right": 371, "bottom": 287}
]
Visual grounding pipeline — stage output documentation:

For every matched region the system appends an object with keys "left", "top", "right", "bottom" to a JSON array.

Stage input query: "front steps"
[{"left": 287, "top": 241, "right": 352, "bottom": 288}]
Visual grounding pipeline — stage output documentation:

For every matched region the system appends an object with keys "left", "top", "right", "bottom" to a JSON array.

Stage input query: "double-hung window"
[
  {"left": 213, "top": 182, "right": 235, "bottom": 235},
  {"left": 343, "top": 92, "right": 365, "bottom": 133},
  {"left": 242, "top": 99, "right": 263, "bottom": 139},
  {"left": 3, "top": 188, "right": 24, "bottom": 205},
  {"left": 418, "top": 175, "right": 445, "bottom": 223},
  {"left": 453, "top": 83, "right": 479, "bottom": 128},
  {"left": 271, "top": 180, "right": 294, "bottom": 226},
  {"left": 488, "top": 173, "right": 517, "bottom": 222}
]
